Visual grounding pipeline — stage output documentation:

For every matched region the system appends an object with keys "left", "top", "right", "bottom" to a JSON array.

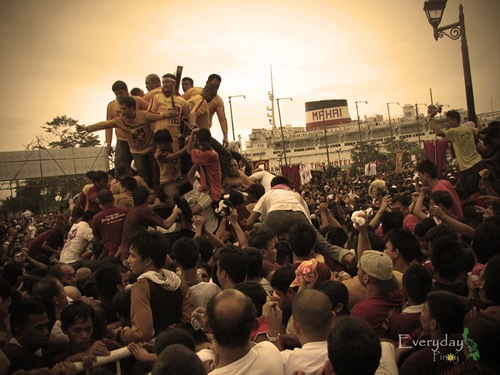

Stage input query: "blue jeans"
[
  {"left": 115, "top": 140, "right": 133, "bottom": 169},
  {"left": 133, "top": 152, "right": 155, "bottom": 188}
]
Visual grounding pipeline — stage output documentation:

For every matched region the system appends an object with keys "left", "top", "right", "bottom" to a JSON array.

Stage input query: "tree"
[
  {"left": 1, "top": 115, "right": 102, "bottom": 218},
  {"left": 350, "top": 141, "right": 388, "bottom": 172},
  {"left": 39, "top": 115, "right": 100, "bottom": 149},
  {"left": 0, "top": 175, "right": 85, "bottom": 218}
]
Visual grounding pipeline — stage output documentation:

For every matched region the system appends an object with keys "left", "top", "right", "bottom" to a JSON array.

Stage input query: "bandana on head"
[{"left": 290, "top": 259, "right": 318, "bottom": 288}]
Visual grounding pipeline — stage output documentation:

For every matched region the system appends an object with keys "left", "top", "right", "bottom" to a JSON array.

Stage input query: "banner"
[
  {"left": 280, "top": 165, "right": 301, "bottom": 189},
  {"left": 423, "top": 140, "right": 448, "bottom": 178},
  {"left": 395, "top": 150, "right": 404, "bottom": 173},
  {"left": 252, "top": 159, "right": 269, "bottom": 171}
]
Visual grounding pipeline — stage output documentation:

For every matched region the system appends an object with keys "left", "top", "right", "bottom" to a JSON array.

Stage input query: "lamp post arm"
[{"left": 434, "top": 21, "right": 461, "bottom": 40}]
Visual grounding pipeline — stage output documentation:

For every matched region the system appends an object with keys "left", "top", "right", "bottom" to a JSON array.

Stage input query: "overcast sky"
[{"left": 1, "top": 0, "right": 499, "bottom": 152}]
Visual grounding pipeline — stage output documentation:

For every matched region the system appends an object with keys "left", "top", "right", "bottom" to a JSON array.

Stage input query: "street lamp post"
[
  {"left": 228, "top": 95, "right": 246, "bottom": 141},
  {"left": 276, "top": 97, "right": 292, "bottom": 166},
  {"left": 423, "top": 0, "right": 476, "bottom": 124},
  {"left": 355, "top": 101, "right": 368, "bottom": 142},
  {"left": 323, "top": 123, "right": 330, "bottom": 167},
  {"left": 386, "top": 102, "right": 400, "bottom": 140},
  {"left": 415, "top": 103, "right": 427, "bottom": 145}
]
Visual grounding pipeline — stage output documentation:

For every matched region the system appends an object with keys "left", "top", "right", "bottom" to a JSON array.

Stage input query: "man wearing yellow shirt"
[
  {"left": 106, "top": 81, "right": 150, "bottom": 168},
  {"left": 428, "top": 109, "right": 484, "bottom": 199},
  {"left": 181, "top": 77, "right": 194, "bottom": 95},
  {"left": 182, "top": 74, "right": 229, "bottom": 147},
  {"left": 187, "top": 83, "right": 219, "bottom": 130},
  {"left": 79, "top": 97, "right": 170, "bottom": 188},
  {"left": 143, "top": 74, "right": 162, "bottom": 104},
  {"left": 148, "top": 73, "right": 189, "bottom": 153}
]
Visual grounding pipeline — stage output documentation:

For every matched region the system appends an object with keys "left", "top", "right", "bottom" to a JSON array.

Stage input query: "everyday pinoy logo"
[
  {"left": 398, "top": 329, "right": 480, "bottom": 364},
  {"left": 462, "top": 327, "right": 480, "bottom": 361}
]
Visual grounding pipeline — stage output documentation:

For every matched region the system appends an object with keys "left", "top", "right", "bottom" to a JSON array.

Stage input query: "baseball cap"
[{"left": 359, "top": 250, "right": 399, "bottom": 294}]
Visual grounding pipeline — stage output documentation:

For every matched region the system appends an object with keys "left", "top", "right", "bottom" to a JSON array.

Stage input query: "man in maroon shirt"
[
  {"left": 3, "top": 300, "right": 76, "bottom": 373},
  {"left": 388, "top": 264, "right": 432, "bottom": 341},
  {"left": 351, "top": 250, "right": 404, "bottom": 338},
  {"left": 28, "top": 220, "right": 68, "bottom": 264},
  {"left": 183, "top": 128, "right": 222, "bottom": 214},
  {"left": 92, "top": 189, "right": 128, "bottom": 258},
  {"left": 118, "top": 187, "right": 181, "bottom": 260},
  {"left": 80, "top": 170, "right": 109, "bottom": 213},
  {"left": 416, "top": 159, "right": 463, "bottom": 218}
]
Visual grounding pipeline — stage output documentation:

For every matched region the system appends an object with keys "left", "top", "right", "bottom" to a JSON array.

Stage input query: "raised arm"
[
  {"left": 76, "top": 121, "right": 117, "bottom": 133},
  {"left": 319, "top": 202, "right": 342, "bottom": 229},
  {"left": 429, "top": 206, "right": 475, "bottom": 238},
  {"left": 369, "top": 195, "right": 391, "bottom": 229},
  {"left": 355, "top": 212, "right": 371, "bottom": 259},
  {"left": 161, "top": 207, "right": 182, "bottom": 230},
  {"left": 413, "top": 187, "right": 429, "bottom": 220},
  {"left": 428, "top": 110, "right": 445, "bottom": 137},
  {"left": 186, "top": 128, "right": 199, "bottom": 155},
  {"left": 228, "top": 210, "right": 249, "bottom": 248}
]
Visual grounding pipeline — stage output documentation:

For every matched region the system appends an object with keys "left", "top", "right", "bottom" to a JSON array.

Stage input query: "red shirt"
[
  {"left": 262, "top": 259, "right": 280, "bottom": 278},
  {"left": 433, "top": 180, "right": 463, "bottom": 218},
  {"left": 351, "top": 291, "right": 404, "bottom": 338},
  {"left": 191, "top": 148, "right": 222, "bottom": 201},
  {"left": 28, "top": 228, "right": 64, "bottom": 258},
  {"left": 119, "top": 205, "right": 165, "bottom": 259},
  {"left": 92, "top": 206, "right": 129, "bottom": 257},
  {"left": 403, "top": 214, "right": 421, "bottom": 234},
  {"left": 387, "top": 308, "right": 422, "bottom": 341}
]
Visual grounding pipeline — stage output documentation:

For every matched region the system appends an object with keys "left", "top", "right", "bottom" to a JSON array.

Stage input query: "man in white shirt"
[
  {"left": 200, "top": 289, "right": 284, "bottom": 375},
  {"left": 266, "top": 289, "right": 333, "bottom": 375},
  {"left": 246, "top": 176, "right": 354, "bottom": 266},
  {"left": 172, "top": 237, "right": 220, "bottom": 309},
  {"left": 59, "top": 211, "right": 95, "bottom": 265}
]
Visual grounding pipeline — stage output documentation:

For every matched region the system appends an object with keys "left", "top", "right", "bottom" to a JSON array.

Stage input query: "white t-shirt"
[
  {"left": 249, "top": 171, "right": 275, "bottom": 192},
  {"left": 209, "top": 341, "right": 284, "bottom": 375},
  {"left": 281, "top": 341, "right": 327, "bottom": 375},
  {"left": 259, "top": 277, "right": 274, "bottom": 297},
  {"left": 253, "top": 188, "right": 311, "bottom": 222},
  {"left": 190, "top": 281, "right": 221, "bottom": 309},
  {"left": 375, "top": 341, "right": 398, "bottom": 375},
  {"left": 59, "top": 221, "right": 93, "bottom": 264}
]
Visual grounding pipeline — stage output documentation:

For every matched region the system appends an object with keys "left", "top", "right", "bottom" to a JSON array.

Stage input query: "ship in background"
[
  {"left": 243, "top": 97, "right": 444, "bottom": 172},
  {"left": 242, "top": 70, "right": 498, "bottom": 173}
]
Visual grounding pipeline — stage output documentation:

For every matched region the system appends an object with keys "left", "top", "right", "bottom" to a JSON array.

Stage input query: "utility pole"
[
  {"left": 355, "top": 101, "right": 368, "bottom": 143},
  {"left": 415, "top": 103, "right": 427, "bottom": 145},
  {"left": 267, "top": 65, "right": 276, "bottom": 130},
  {"left": 276, "top": 97, "right": 293, "bottom": 166},
  {"left": 228, "top": 95, "right": 246, "bottom": 141},
  {"left": 323, "top": 123, "right": 330, "bottom": 166},
  {"left": 387, "top": 102, "right": 399, "bottom": 140}
]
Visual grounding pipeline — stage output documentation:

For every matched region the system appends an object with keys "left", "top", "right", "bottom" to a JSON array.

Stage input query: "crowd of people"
[{"left": 0, "top": 72, "right": 500, "bottom": 375}]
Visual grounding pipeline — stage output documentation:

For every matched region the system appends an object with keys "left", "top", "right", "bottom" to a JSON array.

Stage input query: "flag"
[
  {"left": 281, "top": 165, "right": 301, "bottom": 189},
  {"left": 423, "top": 140, "right": 448, "bottom": 178}
]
